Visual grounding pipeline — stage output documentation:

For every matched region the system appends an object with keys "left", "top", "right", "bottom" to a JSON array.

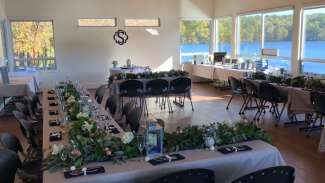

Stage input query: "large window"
[
  {"left": 237, "top": 9, "right": 293, "bottom": 71},
  {"left": 180, "top": 20, "right": 211, "bottom": 63},
  {"left": 11, "top": 20, "right": 56, "bottom": 71},
  {"left": 238, "top": 13, "right": 262, "bottom": 57},
  {"left": 301, "top": 6, "right": 325, "bottom": 74},
  {"left": 216, "top": 17, "right": 232, "bottom": 55}
]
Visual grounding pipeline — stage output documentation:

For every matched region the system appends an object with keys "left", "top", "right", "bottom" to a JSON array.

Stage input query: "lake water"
[{"left": 181, "top": 41, "right": 325, "bottom": 74}]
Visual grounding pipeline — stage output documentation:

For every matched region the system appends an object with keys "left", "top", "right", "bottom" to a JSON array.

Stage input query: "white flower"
[
  {"left": 67, "top": 95, "right": 76, "bottom": 104},
  {"left": 70, "top": 166, "right": 76, "bottom": 171},
  {"left": 82, "top": 121, "right": 93, "bottom": 132},
  {"left": 51, "top": 144, "right": 64, "bottom": 155},
  {"left": 121, "top": 132, "right": 134, "bottom": 144},
  {"left": 77, "top": 112, "right": 88, "bottom": 119}
]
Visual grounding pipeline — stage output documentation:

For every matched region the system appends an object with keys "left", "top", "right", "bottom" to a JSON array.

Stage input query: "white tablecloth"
[
  {"left": 43, "top": 140, "right": 285, "bottom": 183},
  {"left": 213, "top": 65, "right": 252, "bottom": 82},
  {"left": 0, "top": 75, "right": 38, "bottom": 97},
  {"left": 110, "top": 67, "right": 147, "bottom": 76}
]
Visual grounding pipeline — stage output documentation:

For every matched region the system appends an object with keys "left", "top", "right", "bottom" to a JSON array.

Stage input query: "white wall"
[
  {"left": 5, "top": 0, "right": 214, "bottom": 88},
  {"left": 214, "top": 0, "right": 325, "bottom": 75}
]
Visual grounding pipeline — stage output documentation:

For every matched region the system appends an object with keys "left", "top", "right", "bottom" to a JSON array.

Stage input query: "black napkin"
[
  {"left": 107, "top": 125, "right": 119, "bottom": 134},
  {"left": 49, "top": 111, "right": 59, "bottom": 115},
  {"left": 48, "top": 97, "right": 56, "bottom": 100},
  {"left": 49, "top": 102, "right": 58, "bottom": 107},
  {"left": 64, "top": 166, "right": 105, "bottom": 179},
  {"left": 218, "top": 145, "right": 252, "bottom": 154},
  {"left": 49, "top": 131, "right": 62, "bottom": 141},
  {"left": 48, "top": 90, "right": 55, "bottom": 94},
  {"left": 49, "top": 120, "right": 60, "bottom": 127},
  {"left": 148, "top": 154, "right": 185, "bottom": 166}
]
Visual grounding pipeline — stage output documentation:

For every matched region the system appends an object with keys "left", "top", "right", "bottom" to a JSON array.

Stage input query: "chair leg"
[
  {"left": 226, "top": 95, "right": 234, "bottom": 110},
  {"left": 239, "top": 95, "right": 247, "bottom": 114}
]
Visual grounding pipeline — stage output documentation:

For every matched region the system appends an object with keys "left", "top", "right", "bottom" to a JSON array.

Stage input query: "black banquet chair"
[
  {"left": 105, "top": 95, "right": 119, "bottom": 116},
  {"left": 119, "top": 80, "right": 145, "bottom": 110},
  {"left": 0, "top": 149, "right": 21, "bottom": 183},
  {"left": 146, "top": 79, "right": 172, "bottom": 114},
  {"left": 95, "top": 85, "right": 107, "bottom": 104},
  {"left": 231, "top": 166, "right": 295, "bottom": 183},
  {"left": 150, "top": 169, "right": 215, "bottom": 183},
  {"left": 169, "top": 77, "right": 194, "bottom": 111},
  {"left": 226, "top": 76, "right": 246, "bottom": 114},
  {"left": 125, "top": 107, "right": 142, "bottom": 133}
]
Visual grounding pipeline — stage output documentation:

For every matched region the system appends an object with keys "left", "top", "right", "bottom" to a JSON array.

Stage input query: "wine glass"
[{"left": 137, "top": 135, "right": 145, "bottom": 157}]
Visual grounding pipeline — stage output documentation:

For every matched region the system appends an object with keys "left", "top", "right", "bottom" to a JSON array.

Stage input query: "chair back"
[
  {"left": 95, "top": 85, "right": 107, "bottom": 104},
  {"left": 243, "top": 79, "right": 259, "bottom": 96},
  {"left": 126, "top": 107, "right": 142, "bottom": 133},
  {"left": 231, "top": 166, "right": 295, "bottom": 183},
  {"left": 0, "top": 149, "right": 21, "bottom": 183},
  {"left": 119, "top": 80, "right": 144, "bottom": 97},
  {"left": 260, "top": 82, "right": 285, "bottom": 102},
  {"left": 228, "top": 76, "right": 243, "bottom": 92},
  {"left": 0, "top": 133, "right": 24, "bottom": 153},
  {"left": 15, "top": 102, "right": 29, "bottom": 116},
  {"left": 105, "top": 95, "right": 118, "bottom": 115},
  {"left": 16, "top": 118, "right": 38, "bottom": 148},
  {"left": 122, "top": 101, "right": 136, "bottom": 116},
  {"left": 311, "top": 91, "right": 325, "bottom": 115},
  {"left": 13, "top": 110, "right": 28, "bottom": 120},
  {"left": 170, "top": 77, "right": 191, "bottom": 94},
  {"left": 150, "top": 169, "right": 215, "bottom": 183},
  {"left": 146, "top": 79, "right": 169, "bottom": 96}
]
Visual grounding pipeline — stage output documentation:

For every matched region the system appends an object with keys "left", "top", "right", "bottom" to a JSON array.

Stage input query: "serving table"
[
  {"left": 0, "top": 75, "right": 38, "bottom": 97},
  {"left": 42, "top": 88, "right": 286, "bottom": 183}
]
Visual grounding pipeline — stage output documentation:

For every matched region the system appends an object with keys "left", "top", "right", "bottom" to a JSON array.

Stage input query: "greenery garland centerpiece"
[{"left": 108, "top": 70, "right": 189, "bottom": 84}]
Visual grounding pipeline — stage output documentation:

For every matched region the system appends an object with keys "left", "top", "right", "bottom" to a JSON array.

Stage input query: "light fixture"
[{"left": 145, "top": 28, "right": 160, "bottom": 36}]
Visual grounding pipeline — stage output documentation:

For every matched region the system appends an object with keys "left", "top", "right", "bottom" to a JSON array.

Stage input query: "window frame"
[
  {"left": 215, "top": 16, "right": 233, "bottom": 55},
  {"left": 300, "top": 5, "right": 325, "bottom": 67},
  {"left": 9, "top": 19, "right": 57, "bottom": 71},
  {"left": 236, "top": 7, "right": 294, "bottom": 61},
  {"left": 124, "top": 18, "right": 160, "bottom": 27},
  {"left": 77, "top": 18, "right": 117, "bottom": 27},
  {"left": 179, "top": 18, "right": 213, "bottom": 64}
]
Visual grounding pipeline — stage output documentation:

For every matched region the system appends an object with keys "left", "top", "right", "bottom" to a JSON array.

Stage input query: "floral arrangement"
[
  {"left": 43, "top": 116, "right": 141, "bottom": 172},
  {"left": 108, "top": 70, "right": 189, "bottom": 83},
  {"left": 163, "top": 121, "right": 271, "bottom": 153}
]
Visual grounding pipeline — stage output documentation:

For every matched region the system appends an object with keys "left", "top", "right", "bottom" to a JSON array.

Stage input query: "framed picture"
[{"left": 145, "top": 127, "right": 164, "bottom": 158}]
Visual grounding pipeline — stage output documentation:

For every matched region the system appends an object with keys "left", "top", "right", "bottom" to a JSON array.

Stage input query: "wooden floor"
[{"left": 1, "top": 83, "right": 325, "bottom": 183}]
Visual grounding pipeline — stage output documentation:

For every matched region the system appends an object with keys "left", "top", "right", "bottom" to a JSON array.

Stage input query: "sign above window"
[
  {"left": 78, "top": 18, "right": 116, "bottom": 27},
  {"left": 125, "top": 18, "right": 160, "bottom": 27}
]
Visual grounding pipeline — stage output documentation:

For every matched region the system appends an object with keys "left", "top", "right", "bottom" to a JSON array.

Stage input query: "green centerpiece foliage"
[{"left": 108, "top": 70, "right": 189, "bottom": 84}]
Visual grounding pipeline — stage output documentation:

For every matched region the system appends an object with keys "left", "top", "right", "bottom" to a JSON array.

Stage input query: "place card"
[
  {"left": 217, "top": 145, "right": 252, "bottom": 154},
  {"left": 49, "top": 120, "right": 60, "bottom": 127},
  {"left": 148, "top": 153, "right": 185, "bottom": 166},
  {"left": 64, "top": 166, "right": 105, "bottom": 179},
  {"left": 49, "top": 131, "right": 62, "bottom": 141}
]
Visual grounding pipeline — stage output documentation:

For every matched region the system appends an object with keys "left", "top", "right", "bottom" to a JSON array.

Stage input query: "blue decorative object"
[{"left": 145, "top": 119, "right": 164, "bottom": 158}]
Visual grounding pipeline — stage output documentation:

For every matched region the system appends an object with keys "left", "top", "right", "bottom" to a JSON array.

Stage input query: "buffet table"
[
  {"left": 185, "top": 64, "right": 253, "bottom": 82},
  {"left": 42, "top": 88, "right": 286, "bottom": 183}
]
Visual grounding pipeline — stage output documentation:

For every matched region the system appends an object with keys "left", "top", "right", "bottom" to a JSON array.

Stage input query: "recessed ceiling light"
[{"left": 146, "top": 28, "right": 160, "bottom": 36}]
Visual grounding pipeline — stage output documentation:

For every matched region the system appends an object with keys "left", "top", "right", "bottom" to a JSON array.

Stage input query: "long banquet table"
[{"left": 42, "top": 88, "right": 286, "bottom": 183}]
